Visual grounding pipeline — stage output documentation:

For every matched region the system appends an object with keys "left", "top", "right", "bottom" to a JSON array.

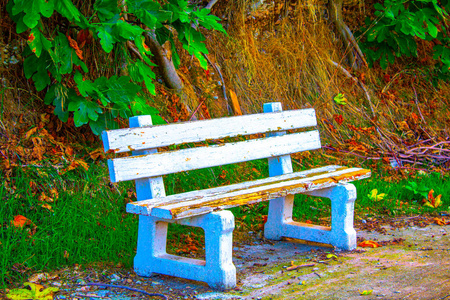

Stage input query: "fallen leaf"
[
  {"left": 333, "top": 114, "right": 344, "bottom": 125},
  {"left": 334, "top": 93, "right": 347, "bottom": 105},
  {"left": 40, "top": 203, "right": 54, "bottom": 212},
  {"left": 433, "top": 218, "right": 450, "bottom": 226},
  {"left": 28, "top": 273, "right": 58, "bottom": 283},
  {"left": 358, "top": 240, "right": 382, "bottom": 248},
  {"left": 11, "top": 215, "right": 33, "bottom": 228},
  {"left": 368, "top": 189, "right": 386, "bottom": 201},
  {"left": 326, "top": 254, "right": 337, "bottom": 259},
  {"left": 359, "top": 289, "right": 373, "bottom": 295},
  {"left": 6, "top": 282, "right": 59, "bottom": 300}
]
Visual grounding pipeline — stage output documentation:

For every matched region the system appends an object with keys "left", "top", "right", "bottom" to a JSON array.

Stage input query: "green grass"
[
  {"left": 0, "top": 163, "right": 137, "bottom": 287},
  {"left": 1, "top": 155, "right": 449, "bottom": 288}
]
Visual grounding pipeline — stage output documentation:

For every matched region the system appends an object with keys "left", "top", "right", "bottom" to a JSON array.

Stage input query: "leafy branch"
[
  {"left": 7, "top": 0, "right": 226, "bottom": 134},
  {"left": 360, "top": 0, "right": 450, "bottom": 74}
]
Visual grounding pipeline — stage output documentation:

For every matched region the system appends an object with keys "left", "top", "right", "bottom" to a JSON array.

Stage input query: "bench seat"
[{"left": 127, "top": 165, "right": 370, "bottom": 219}]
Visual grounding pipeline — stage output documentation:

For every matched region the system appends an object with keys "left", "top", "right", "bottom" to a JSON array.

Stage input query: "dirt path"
[
  {"left": 6, "top": 223, "right": 450, "bottom": 299},
  {"left": 233, "top": 224, "right": 450, "bottom": 300}
]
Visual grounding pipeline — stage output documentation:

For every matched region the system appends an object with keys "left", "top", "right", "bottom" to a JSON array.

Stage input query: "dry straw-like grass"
[{"left": 203, "top": 0, "right": 450, "bottom": 170}]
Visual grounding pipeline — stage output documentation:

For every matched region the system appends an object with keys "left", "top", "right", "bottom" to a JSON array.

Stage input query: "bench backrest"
[{"left": 102, "top": 102, "right": 321, "bottom": 199}]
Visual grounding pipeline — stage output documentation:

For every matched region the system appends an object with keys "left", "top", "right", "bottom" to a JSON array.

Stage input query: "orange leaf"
[
  {"left": 67, "top": 35, "right": 83, "bottom": 60},
  {"left": 12, "top": 215, "right": 32, "bottom": 228},
  {"left": 41, "top": 203, "right": 54, "bottom": 212},
  {"left": 433, "top": 218, "right": 450, "bottom": 226},
  {"left": 358, "top": 240, "right": 382, "bottom": 248}
]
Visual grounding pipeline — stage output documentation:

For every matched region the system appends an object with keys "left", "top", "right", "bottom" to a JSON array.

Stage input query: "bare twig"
[
  {"left": 203, "top": 53, "right": 231, "bottom": 114},
  {"left": 286, "top": 263, "right": 316, "bottom": 271},
  {"left": 76, "top": 283, "right": 168, "bottom": 299},
  {"left": 205, "top": 0, "right": 219, "bottom": 10},
  {"left": 189, "top": 99, "right": 205, "bottom": 121},
  {"left": 411, "top": 82, "right": 427, "bottom": 124}
]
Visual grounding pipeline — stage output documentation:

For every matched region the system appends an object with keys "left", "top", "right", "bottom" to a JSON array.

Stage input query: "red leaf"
[{"left": 12, "top": 215, "right": 32, "bottom": 228}]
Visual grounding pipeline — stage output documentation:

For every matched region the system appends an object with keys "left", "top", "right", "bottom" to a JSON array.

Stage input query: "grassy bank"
[{"left": 1, "top": 154, "right": 449, "bottom": 288}]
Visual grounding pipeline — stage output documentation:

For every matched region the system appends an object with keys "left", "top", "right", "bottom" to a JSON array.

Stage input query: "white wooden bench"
[{"left": 102, "top": 102, "right": 370, "bottom": 289}]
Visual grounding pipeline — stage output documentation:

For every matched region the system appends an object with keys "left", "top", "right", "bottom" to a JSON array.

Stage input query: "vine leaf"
[
  {"left": 68, "top": 98, "right": 102, "bottom": 127},
  {"left": 130, "top": 61, "right": 156, "bottom": 95},
  {"left": 55, "top": 0, "right": 81, "bottom": 22},
  {"left": 28, "top": 28, "right": 51, "bottom": 58},
  {"left": 114, "top": 21, "right": 144, "bottom": 40},
  {"left": 11, "top": 0, "right": 54, "bottom": 29},
  {"left": 97, "top": 26, "right": 115, "bottom": 53}
]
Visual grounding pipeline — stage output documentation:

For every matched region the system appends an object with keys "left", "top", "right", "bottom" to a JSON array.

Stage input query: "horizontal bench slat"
[
  {"left": 126, "top": 165, "right": 371, "bottom": 219},
  {"left": 102, "top": 109, "right": 317, "bottom": 153},
  {"left": 108, "top": 130, "right": 321, "bottom": 182},
  {"left": 127, "top": 165, "right": 343, "bottom": 207}
]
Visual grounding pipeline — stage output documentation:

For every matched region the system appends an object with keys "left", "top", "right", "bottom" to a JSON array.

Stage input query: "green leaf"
[
  {"left": 428, "top": 22, "right": 438, "bottom": 38},
  {"left": 74, "top": 72, "right": 95, "bottom": 97},
  {"left": 170, "top": 39, "right": 181, "bottom": 69},
  {"left": 89, "top": 113, "right": 119, "bottom": 135},
  {"left": 97, "top": 26, "right": 115, "bottom": 53},
  {"left": 105, "top": 76, "right": 141, "bottom": 104},
  {"left": 44, "top": 84, "right": 70, "bottom": 122},
  {"left": 52, "top": 33, "right": 74, "bottom": 74},
  {"left": 68, "top": 98, "right": 103, "bottom": 126},
  {"left": 27, "top": 27, "right": 52, "bottom": 58},
  {"left": 94, "top": 0, "right": 120, "bottom": 21},
  {"left": 333, "top": 93, "right": 347, "bottom": 105},
  {"left": 113, "top": 21, "right": 144, "bottom": 40},
  {"left": 131, "top": 96, "right": 160, "bottom": 115},
  {"left": 367, "top": 26, "right": 381, "bottom": 42},
  {"left": 12, "top": 0, "right": 54, "bottom": 28},
  {"left": 55, "top": 0, "right": 81, "bottom": 22},
  {"left": 23, "top": 54, "right": 39, "bottom": 79},
  {"left": 380, "top": 54, "right": 388, "bottom": 69},
  {"left": 376, "top": 26, "right": 388, "bottom": 43},
  {"left": 374, "top": 3, "right": 385, "bottom": 11},
  {"left": 155, "top": 26, "right": 172, "bottom": 46},
  {"left": 385, "top": 8, "right": 395, "bottom": 19},
  {"left": 32, "top": 70, "right": 51, "bottom": 91},
  {"left": 136, "top": 61, "right": 156, "bottom": 95},
  {"left": 129, "top": 0, "right": 171, "bottom": 27}
]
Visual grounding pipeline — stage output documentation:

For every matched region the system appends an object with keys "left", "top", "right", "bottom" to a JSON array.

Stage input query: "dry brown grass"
[
  {"left": 1, "top": 0, "right": 449, "bottom": 170},
  {"left": 199, "top": 0, "right": 450, "bottom": 170}
]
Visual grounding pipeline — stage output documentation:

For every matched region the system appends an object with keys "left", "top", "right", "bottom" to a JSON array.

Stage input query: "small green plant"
[
  {"left": 360, "top": 0, "right": 450, "bottom": 72},
  {"left": 405, "top": 181, "right": 429, "bottom": 200},
  {"left": 333, "top": 93, "right": 347, "bottom": 105}
]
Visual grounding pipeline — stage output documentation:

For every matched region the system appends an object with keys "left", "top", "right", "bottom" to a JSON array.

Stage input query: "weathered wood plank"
[
  {"left": 126, "top": 165, "right": 341, "bottom": 208},
  {"left": 108, "top": 130, "right": 321, "bottom": 182},
  {"left": 126, "top": 166, "right": 371, "bottom": 219},
  {"left": 102, "top": 109, "right": 317, "bottom": 153}
]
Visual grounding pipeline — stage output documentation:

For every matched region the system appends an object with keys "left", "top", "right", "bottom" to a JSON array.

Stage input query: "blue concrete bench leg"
[
  {"left": 264, "top": 183, "right": 357, "bottom": 250},
  {"left": 133, "top": 210, "right": 236, "bottom": 289}
]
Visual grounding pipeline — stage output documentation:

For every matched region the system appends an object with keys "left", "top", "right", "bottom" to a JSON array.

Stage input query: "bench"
[{"left": 102, "top": 102, "right": 371, "bottom": 290}]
